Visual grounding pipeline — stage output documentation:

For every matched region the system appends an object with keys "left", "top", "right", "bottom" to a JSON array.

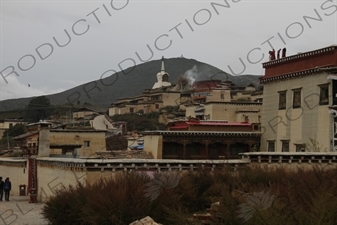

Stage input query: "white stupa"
[{"left": 152, "top": 56, "right": 172, "bottom": 89}]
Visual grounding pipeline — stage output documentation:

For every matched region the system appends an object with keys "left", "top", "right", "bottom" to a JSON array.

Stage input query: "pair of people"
[{"left": 0, "top": 177, "right": 11, "bottom": 201}]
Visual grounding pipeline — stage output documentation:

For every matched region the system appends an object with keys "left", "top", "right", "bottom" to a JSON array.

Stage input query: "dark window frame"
[
  {"left": 220, "top": 91, "right": 225, "bottom": 99},
  {"left": 267, "top": 140, "right": 275, "bottom": 152},
  {"left": 318, "top": 83, "right": 329, "bottom": 105},
  {"left": 281, "top": 140, "right": 290, "bottom": 152},
  {"left": 294, "top": 143, "right": 305, "bottom": 152},
  {"left": 84, "top": 141, "right": 90, "bottom": 147},
  {"left": 278, "top": 90, "right": 287, "bottom": 110},
  {"left": 292, "top": 88, "right": 302, "bottom": 108}
]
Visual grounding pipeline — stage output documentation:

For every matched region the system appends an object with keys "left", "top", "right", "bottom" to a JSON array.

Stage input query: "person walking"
[
  {"left": 4, "top": 177, "right": 11, "bottom": 201},
  {"left": 0, "top": 177, "right": 4, "bottom": 201}
]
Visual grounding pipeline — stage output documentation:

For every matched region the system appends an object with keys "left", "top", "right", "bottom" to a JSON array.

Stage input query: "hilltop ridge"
[{"left": 0, "top": 57, "right": 262, "bottom": 112}]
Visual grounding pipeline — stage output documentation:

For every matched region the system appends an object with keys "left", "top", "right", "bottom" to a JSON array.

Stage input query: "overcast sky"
[{"left": 0, "top": 0, "right": 336, "bottom": 101}]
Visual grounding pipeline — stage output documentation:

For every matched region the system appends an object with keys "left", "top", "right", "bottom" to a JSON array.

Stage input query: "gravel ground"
[{"left": 0, "top": 197, "right": 48, "bottom": 225}]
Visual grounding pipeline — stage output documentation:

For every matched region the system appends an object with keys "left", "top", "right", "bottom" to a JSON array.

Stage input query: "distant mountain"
[{"left": 0, "top": 57, "right": 262, "bottom": 112}]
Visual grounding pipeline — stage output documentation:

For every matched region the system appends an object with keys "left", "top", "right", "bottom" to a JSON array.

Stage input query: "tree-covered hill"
[{"left": 0, "top": 57, "right": 261, "bottom": 112}]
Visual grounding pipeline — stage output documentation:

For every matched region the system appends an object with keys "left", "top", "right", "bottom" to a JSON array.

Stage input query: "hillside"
[{"left": 0, "top": 57, "right": 262, "bottom": 112}]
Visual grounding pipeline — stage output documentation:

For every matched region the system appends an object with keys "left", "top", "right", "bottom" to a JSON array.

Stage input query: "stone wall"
[
  {"left": 37, "top": 160, "right": 86, "bottom": 201},
  {"left": 240, "top": 152, "right": 337, "bottom": 170},
  {"left": 0, "top": 158, "right": 28, "bottom": 196},
  {"left": 5, "top": 153, "right": 337, "bottom": 200}
]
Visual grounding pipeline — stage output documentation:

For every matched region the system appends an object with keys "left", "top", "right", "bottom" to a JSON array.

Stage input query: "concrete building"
[
  {"left": 185, "top": 102, "right": 261, "bottom": 122},
  {"left": 109, "top": 57, "right": 263, "bottom": 124},
  {"left": 3, "top": 121, "right": 107, "bottom": 202},
  {"left": 182, "top": 80, "right": 262, "bottom": 122},
  {"left": 72, "top": 107, "right": 99, "bottom": 121},
  {"left": 142, "top": 118, "right": 261, "bottom": 160},
  {"left": 189, "top": 80, "right": 262, "bottom": 104},
  {"left": 167, "top": 118, "right": 260, "bottom": 132},
  {"left": 260, "top": 45, "right": 337, "bottom": 152},
  {"left": 109, "top": 90, "right": 181, "bottom": 116},
  {"left": 13, "top": 121, "right": 107, "bottom": 158},
  {"left": 108, "top": 59, "right": 263, "bottom": 159}
]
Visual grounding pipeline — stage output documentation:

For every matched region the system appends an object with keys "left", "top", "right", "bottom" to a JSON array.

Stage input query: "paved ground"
[{"left": 0, "top": 197, "right": 48, "bottom": 225}]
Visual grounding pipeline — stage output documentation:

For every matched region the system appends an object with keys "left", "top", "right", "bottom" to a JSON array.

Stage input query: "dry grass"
[{"left": 42, "top": 165, "right": 337, "bottom": 225}]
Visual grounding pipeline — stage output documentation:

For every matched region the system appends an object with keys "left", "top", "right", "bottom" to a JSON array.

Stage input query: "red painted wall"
[{"left": 262, "top": 47, "right": 337, "bottom": 78}]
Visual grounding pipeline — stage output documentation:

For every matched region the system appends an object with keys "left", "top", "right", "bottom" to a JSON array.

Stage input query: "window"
[
  {"left": 281, "top": 140, "right": 289, "bottom": 152},
  {"left": 130, "top": 108, "right": 134, "bottom": 113},
  {"left": 186, "top": 144, "right": 202, "bottom": 156},
  {"left": 155, "top": 104, "right": 159, "bottom": 109},
  {"left": 84, "top": 141, "right": 90, "bottom": 147},
  {"left": 267, "top": 141, "right": 275, "bottom": 152},
  {"left": 295, "top": 144, "right": 305, "bottom": 152},
  {"left": 319, "top": 84, "right": 329, "bottom": 105},
  {"left": 164, "top": 148, "right": 179, "bottom": 156},
  {"left": 162, "top": 74, "right": 169, "bottom": 82},
  {"left": 196, "top": 115, "right": 204, "bottom": 120},
  {"left": 278, "top": 91, "right": 286, "bottom": 110},
  {"left": 151, "top": 95, "right": 161, "bottom": 101},
  {"left": 220, "top": 91, "right": 225, "bottom": 99},
  {"left": 292, "top": 88, "right": 301, "bottom": 108}
]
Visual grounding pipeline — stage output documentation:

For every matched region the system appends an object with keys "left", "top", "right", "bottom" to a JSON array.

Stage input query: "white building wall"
[
  {"left": 37, "top": 165, "right": 86, "bottom": 201},
  {"left": 143, "top": 135, "right": 163, "bottom": 159},
  {"left": 261, "top": 73, "right": 332, "bottom": 152},
  {"left": 0, "top": 159, "right": 28, "bottom": 196},
  {"left": 91, "top": 115, "right": 116, "bottom": 131},
  {"left": 186, "top": 103, "right": 261, "bottom": 122}
]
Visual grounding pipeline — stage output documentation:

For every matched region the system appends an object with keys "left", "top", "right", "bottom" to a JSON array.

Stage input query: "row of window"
[
  {"left": 267, "top": 140, "right": 305, "bottom": 152},
  {"left": 129, "top": 104, "right": 160, "bottom": 113},
  {"left": 28, "top": 141, "right": 91, "bottom": 148},
  {"left": 150, "top": 96, "right": 161, "bottom": 101},
  {"left": 278, "top": 84, "right": 329, "bottom": 110}
]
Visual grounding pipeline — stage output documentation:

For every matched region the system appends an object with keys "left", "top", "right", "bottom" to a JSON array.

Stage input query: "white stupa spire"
[
  {"left": 152, "top": 56, "right": 172, "bottom": 89},
  {"left": 161, "top": 56, "right": 165, "bottom": 71}
]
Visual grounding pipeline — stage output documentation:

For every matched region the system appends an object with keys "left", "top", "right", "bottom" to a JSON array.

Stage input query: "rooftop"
[
  {"left": 73, "top": 107, "right": 97, "bottom": 112},
  {"left": 142, "top": 130, "right": 261, "bottom": 137},
  {"left": 185, "top": 121, "right": 252, "bottom": 126},
  {"left": 261, "top": 45, "right": 337, "bottom": 83},
  {"left": 262, "top": 45, "right": 337, "bottom": 68}
]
